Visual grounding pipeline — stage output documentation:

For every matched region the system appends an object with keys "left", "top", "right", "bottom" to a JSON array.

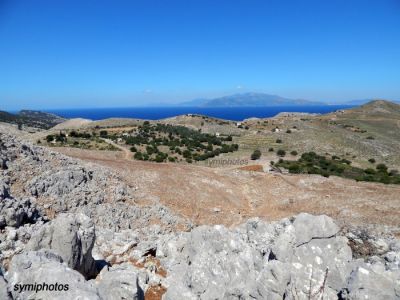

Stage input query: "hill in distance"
[
  {"left": 338, "top": 98, "right": 400, "bottom": 106},
  {"left": 0, "top": 109, "right": 66, "bottom": 129},
  {"left": 179, "top": 93, "right": 325, "bottom": 107}
]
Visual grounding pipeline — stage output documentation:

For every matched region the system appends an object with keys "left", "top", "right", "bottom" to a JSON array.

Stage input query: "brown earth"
[{"left": 53, "top": 147, "right": 400, "bottom": 233}]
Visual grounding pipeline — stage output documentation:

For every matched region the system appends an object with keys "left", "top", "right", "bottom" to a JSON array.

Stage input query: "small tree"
[
  {"left": 134, "top": 151, "right": 143, "bottom": 160},
  {"left": 290, "top": 150, "right": 298, "bottom": 156},
  {"left": 46, "top": 135, "right": 54, "bottom": 142},
  {"left": 251, "top": 150, "right": 262, "bottom": 160},
  {"left": 277, "top": 149, "right": 286, "bottom": 157},
  {"left": 376, "top": 163, "right": 388, "bottom": 172},
  {"left": 368, "top": 158, "right": 376, "bottom": 164},
  {"left": 276, "top": 139, "right": 282, "bottom": 144}
]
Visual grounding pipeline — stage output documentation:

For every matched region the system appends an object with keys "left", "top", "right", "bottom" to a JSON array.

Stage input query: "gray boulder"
[
  {"left": 96, "top": 263, "right": 143, "bottom": 300},
  {"left": 27, "top": 213, "right": 97, "bottom": 279},
  {"left": 161, "top": 224, "right": 265, "bottom": 299},
  {"left": 6, "top": 249, "right": 99, "bottom": 300},
  {"left": 345, "top": 263, "right": 400, "bottom": 299},
  {"left": 293, "top": 213, "right": 339, "bottom": 246}
]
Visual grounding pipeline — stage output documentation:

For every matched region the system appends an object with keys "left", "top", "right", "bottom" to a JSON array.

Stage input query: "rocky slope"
[
  {"left": 0, "top": 126, "right": 399, "bottom": 299},
  {"left": 0, "top": 110, "right": 66, "bottom": 130},
  {"left": 1, "top": 212, "right": 399, "bottom": 299}
]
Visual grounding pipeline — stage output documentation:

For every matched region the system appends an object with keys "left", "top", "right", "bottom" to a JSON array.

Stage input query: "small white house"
[{"left": 215, "top": 132, "right": 220, "bottom": 137}]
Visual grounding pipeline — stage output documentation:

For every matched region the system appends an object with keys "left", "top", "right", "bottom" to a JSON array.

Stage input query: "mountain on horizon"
[{"left": 179, "top": 93, "right": 324, "bottom": 107}]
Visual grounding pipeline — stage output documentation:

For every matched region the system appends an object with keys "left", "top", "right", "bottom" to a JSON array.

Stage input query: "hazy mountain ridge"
[{"left": 180, "top": 93, "right": 325, "bottom": 107}]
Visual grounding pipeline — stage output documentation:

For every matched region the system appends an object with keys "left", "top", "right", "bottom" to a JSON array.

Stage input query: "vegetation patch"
[
  {"left": 44, "top": 131, "right": 119, "bottom": 151},
  {"left": 275, "top": 152, "right": 400, "bottom": 184},
  {"left": 122, "top": 123, "right": 239, "bottom": 163}
]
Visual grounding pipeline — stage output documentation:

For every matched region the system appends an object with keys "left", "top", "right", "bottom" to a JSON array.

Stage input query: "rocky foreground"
[{"left": 0, "top": 128, "right": 400, "bottom": 299}]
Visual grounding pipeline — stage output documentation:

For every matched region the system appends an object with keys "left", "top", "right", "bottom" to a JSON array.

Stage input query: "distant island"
[{"left": 179, "top": 92, "right": 324, "bottom": 107}]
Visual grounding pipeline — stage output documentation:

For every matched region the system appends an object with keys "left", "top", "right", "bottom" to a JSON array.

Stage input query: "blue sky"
[{"left": 1, "top": 0, "right": 400, "bottom": 110}]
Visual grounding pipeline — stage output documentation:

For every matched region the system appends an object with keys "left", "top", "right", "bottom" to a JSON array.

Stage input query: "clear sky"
[{"left": 1, "top": 0, "right": 400, "bottom": 110}]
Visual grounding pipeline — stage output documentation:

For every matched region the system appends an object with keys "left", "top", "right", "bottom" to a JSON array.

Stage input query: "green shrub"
[
  {"left": 364, "top": 168, "right": 376, "bottom": 175},
  {"left": 277, "top": 149, "right": 286, "bottom": 157},
  {"left": 288, "top": 164, "right": 301, "bottom": 173},
  {"left": 376, "top": 163, "right": 388, "bottom": 172},
  {"left": 368, "top": 158, "right": 376, "bottom": 164},
  {"left": 276, "top": 139, "right": 282, "bottom": 144},
  {"left": 290, "top": 150, "right": 298, "bottom": 156},
  {"left": 340, "top": 159, "right": 351, "bottom": 165},
  {"left": 134, "top": 152, "right": 143, "bottom": 160},
  {"left": 251, "top": 150, "right": 262, "bottom": 160}
]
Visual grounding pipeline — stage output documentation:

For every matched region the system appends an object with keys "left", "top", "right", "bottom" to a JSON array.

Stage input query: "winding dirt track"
[{"left": 102, "top": 138, "right": 132, "bottom": 160}]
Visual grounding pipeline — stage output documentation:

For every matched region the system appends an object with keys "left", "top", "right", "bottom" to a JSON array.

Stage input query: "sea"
[{"left": 44, "top": 105, "right": 354, "bottom": 121}]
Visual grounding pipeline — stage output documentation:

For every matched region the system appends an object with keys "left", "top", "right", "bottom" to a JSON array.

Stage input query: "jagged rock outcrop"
[
  {"left": 0, "top": 197, "right": 41, "bottom": 230},
  {"left": 27, "top": 213, "right": 97, "bottom": 279},
  {"left": 2, "top": 212, "right": 400, "bottom": 300},
  {"left": 155, "top": 213, "right": 400, "bottom": 300},
  {"left": 0, "top": 177, "right": 41, "bottom": 230},
  {"left": 6, "top": 250, "right": 99, "bottom": 300}
]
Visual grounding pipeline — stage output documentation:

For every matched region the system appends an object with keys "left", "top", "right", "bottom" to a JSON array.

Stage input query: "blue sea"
[{"left": 45, "top": 105, "right": 354, "bottom": 121}]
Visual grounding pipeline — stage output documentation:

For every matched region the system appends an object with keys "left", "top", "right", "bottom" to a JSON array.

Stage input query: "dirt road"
[{"left": 102, "top": 138, "right": 132, "bottom": 160}]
